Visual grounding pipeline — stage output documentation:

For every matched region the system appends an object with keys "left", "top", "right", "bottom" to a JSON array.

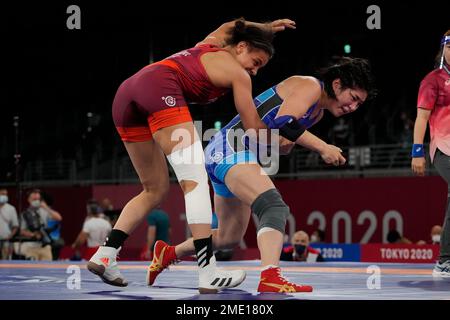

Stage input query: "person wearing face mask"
[
  {"left": 16, "top": 189, "right": 62, "bottom": 261},
  {"left": 418, "top": 225, "right": 443, "bottom": 245},
  {"left": 431, "top": 225, "right": 442, "bottom": 244},
  {"left": 411, "top": 30, "right": 450, "bottom": 277},
  {"left": 280, "top": 231, "right": 324, "bottom": 262},
  {"left": 72, "top": 199, "right": 112, "bottom": 260},
  {"left": 0, "top": 188, "right": 19, "bottom": 259}
]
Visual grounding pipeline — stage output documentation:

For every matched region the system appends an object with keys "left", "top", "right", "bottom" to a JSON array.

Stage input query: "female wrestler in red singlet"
[{"left": 87, "top": 18, "right": 296, "bottom": 293}]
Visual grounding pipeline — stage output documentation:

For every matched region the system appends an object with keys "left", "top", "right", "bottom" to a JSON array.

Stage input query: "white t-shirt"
[
  {"left": 82, "top": 217, "right": 112, "bottom": 248},
  {"left": 0, "top": 203, "right": 19, "bottom": 240}
]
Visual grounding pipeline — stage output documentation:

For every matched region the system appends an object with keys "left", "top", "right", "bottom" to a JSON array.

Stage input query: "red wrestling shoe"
[
  {"left": 146, "top": 240, "right": 177, "bottom": 285},
  {"left": 257, "top": 266, "right": 313, "bottom": 293}
]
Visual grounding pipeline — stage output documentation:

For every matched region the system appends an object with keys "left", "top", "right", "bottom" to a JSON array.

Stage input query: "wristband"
[
  {"left": 270, "top": 115, "right": 306, "bottom": 142},
  {"left": 411, "top": 144, "right": 425, "bottom": 158}
]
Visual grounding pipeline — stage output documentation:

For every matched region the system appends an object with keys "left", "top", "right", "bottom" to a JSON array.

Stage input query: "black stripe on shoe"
[
  {"left": 210, "top": 278, "right": 220, "bottom": 286},
  {"left": 225, "top": 277, "right": 232, "bottom": 287},
  {"left": 218, "top": 278, "right": 227, "bottom": 287}
]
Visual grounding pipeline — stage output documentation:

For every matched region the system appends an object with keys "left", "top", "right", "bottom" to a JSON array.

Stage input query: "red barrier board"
[
  {"left": 361, "top": 244, "right": 439, "bottom": 263},
  {"left": 5, "top": 176, "right": 446, "bottom": 260},
  {"left": 274, "top": 176, "right": 447, "bottom": 246}
]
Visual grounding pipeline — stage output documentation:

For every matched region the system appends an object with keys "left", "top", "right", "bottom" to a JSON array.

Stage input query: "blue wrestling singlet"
[{"left": 204, "top": 81, "right": 323, "bottom": 197}]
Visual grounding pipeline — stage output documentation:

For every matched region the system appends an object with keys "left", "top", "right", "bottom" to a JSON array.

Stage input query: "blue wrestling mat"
[{"left": 1, "top": 260, "right": 449, "bottom": 300}]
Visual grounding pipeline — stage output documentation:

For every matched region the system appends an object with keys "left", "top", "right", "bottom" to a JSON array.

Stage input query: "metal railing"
[
  {"left": 278, "top": 143, "right": 436, "bottom": 179},
  {"left": 0, "top": 143, "right": 437, "bottom": 187}
]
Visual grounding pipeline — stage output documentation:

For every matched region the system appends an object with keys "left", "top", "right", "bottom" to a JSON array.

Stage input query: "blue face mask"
[
  {"left": 294, "top": 244, "right": 306, "bottom": 256},
  {"left": 0, "top": 195, "right": 8, "bottom": 204}
]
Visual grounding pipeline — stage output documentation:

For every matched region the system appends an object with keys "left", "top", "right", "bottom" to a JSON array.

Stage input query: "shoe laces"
[
  {"left": 438, "top": 260, "right": 450, "bottom": 271},
  {"left": 442, "top": 260, "right": 450, "bottom": 267},
  {"left": 275, "top": 268, "right": 297, "bottom": 287}
]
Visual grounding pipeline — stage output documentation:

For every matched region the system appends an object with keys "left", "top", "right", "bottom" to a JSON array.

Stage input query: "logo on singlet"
[
  {"left": 162, "top": 96, "right": 176, "bottom": 107},
  {"left": 169, "top": 50, "right": 191, "bottom": 58},
  {"left": 211, "top": 152, "right": 224, "bottom": 163},
  {"left": 445, "top": 79, "right": 450, "bottom": 86}
]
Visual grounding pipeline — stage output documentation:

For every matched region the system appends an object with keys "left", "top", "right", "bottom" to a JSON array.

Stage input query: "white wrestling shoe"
[
  {"left": 87, "top": 246, "right": 128, "bottom": 287},
  {"left": 198, "top": 256, "right": 246, "bottom": 294},
  {"left": 432, "top": 260, "right": 450, "bottom": 278}
]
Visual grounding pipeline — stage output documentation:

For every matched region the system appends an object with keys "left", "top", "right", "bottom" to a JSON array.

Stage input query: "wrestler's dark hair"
[
  {"left": 225, "top": 18, "right": 275, "bottom": 58},
  {"left": 434, "top": 29, "right": 450, "bottom": 68},
  {"left": 317, "top": 56, "right": 377, "bottom": 101}
]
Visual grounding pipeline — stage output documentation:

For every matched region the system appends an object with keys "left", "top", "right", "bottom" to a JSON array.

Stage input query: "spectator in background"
[
  {"left": 310, "top": 229, "right": 326, "bottom": 244},
  {"left": 72, "top": 199, "right": 112, "bottom": 260},
  {"left": 387, "top": 229, "right": 412, "bottom": 244},
  {"left": 99, "top": 197, "right": 116, "bottom": 225},
  {"left": 280, "top": 231, "right": 324, "bottom": 262},
  {"left": 417, "top": 225, "right": 442, "bottom": 245},
  {"left": 0, "top": 188, "right": 19, "bottom": 259},
  {"left": 41, "top": 192, "right": 65, "bottom": 260},
  {"left": 431, "top": 225, "right": 442, "bottom": 244},
  {"left": 141, "top": 206, "right": 170, "bottom": 260},
  {"left": 17, "top": 189, "right": 62, "bottom": 261},
  {"left": 100, "top": 198, "right": 114, "bottom": 212}
]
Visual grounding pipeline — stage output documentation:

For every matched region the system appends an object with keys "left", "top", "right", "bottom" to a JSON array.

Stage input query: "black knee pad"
[{"left": 250, "top": 188, "right": 289, "bottom": 234}]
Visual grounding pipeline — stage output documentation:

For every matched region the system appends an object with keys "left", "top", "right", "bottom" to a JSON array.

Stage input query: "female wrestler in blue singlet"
[{"left": 150, "top": 57, "right": 376, "bottom": 292}]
